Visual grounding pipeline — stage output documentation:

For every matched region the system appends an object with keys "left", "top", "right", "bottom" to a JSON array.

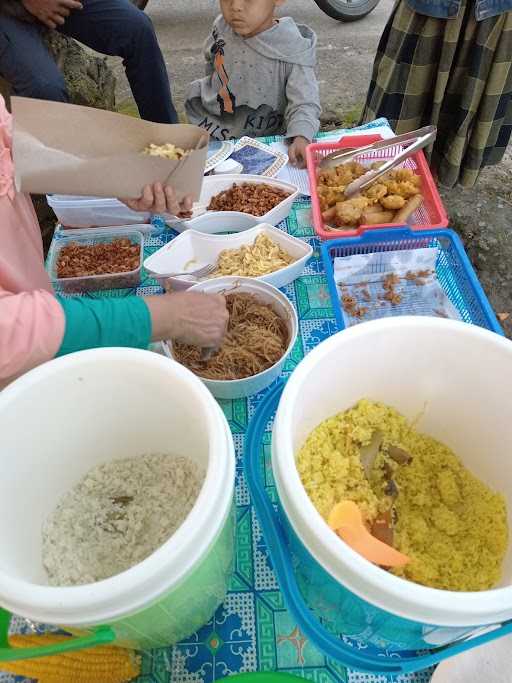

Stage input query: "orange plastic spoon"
[{"left": 328, "top": 500, "right": 410, "bottom": 568}]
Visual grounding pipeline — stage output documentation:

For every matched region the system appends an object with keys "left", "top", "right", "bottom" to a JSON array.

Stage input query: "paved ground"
[
  {"left": 112, "top": 0, "right": 394, "bottom": 121},
  {"left": 110, "top": 0, "right": 512, "bottom": 335}
]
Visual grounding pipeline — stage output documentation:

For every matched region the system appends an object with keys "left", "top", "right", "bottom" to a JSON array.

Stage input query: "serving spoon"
[{"left": 328, "top": 500, "right": 409, "bottom": 568}]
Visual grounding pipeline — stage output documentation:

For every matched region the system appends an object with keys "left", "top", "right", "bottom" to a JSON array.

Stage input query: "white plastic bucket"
[
  {"left": 164, "top": 277, "right": 298, "bottom": 399},
  {"left": 0, "top": 349, "right": 235, "bottom": 650},
  {"left": 272, "top": 317, "right": 512, "bottom": 647}
]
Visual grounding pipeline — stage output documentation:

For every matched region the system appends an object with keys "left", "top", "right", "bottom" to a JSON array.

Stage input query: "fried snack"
[
  {"left": 363, "top": 203, "right": 387, "bottom": 216},
  {"left": 317, "top": 161, "right": 424, "bottom": 228},
  {"left": 397, "top": 181, "right": 422, "bottom": 198},
  {"left": 335, "top": 196, "right": 369, "bottom": 226},
  {"left": 365, "top": 183, "right": 388, "bottom": 202},
  {"left": 212, "top": 233, "right": 295, "bottom": 278},
  {"left": 391, "top": 168, "right": 421, "bottom": 184},
  {"left": 380, "top": 194, "right": 406, "bottom": 210},
  {"left": 318, "top": 185, "right": 345, "bottom": 210},
  {"left": 344, "top": 161, "right": 366, "bottom": 176},
  {"left": 322, "top": 206, "right": 337, "bottom": 222},
  {"left": 394, "top": 194, "right": 423, "bottom": 223},
  {"left": 142, "top": 143, "right": 188, "bottom": 159},
  {"left": 361, "top": 209, "right": 395, "bottom": 225}
]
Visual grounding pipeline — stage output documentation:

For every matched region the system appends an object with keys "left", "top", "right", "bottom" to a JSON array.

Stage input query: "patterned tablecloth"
[
  {"left": 128, "top": 213, "right": 432, "bottom": 683},
  {"left": 1, "top": 123, "right": 435, "bottom": 683}
]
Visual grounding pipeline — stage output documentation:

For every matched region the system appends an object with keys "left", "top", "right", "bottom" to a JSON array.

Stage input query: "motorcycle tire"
[{"left": 314, "top": 0, "right": 381, "bottom": 21}]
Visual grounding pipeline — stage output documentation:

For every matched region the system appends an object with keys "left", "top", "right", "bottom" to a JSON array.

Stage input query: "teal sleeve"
[{"left": 56, "top": 296, "right": 152, "bottom": 357}]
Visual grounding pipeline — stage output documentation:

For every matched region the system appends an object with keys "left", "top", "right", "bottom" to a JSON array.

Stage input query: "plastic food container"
[
  {"left": 320, "top": 227, "right": 502, "bottom": 334},
  {"left": 163, "top": 277, "right": 298, "bottom": 399},
  {"left": 306, "top": 134, "right": 448, "bottom": 239},
  {"left": 169, "top": 175, "right": 299, "bottom": 235},
  {"left": 47, "top": 195, "right": 151, "bottom": 228},
  {"left": 245, "top": 318, "right": 512, "bottom": 675},
  {"left": 0, "top": 348, "right": 235, "bottom": 659},
  {"left": 48, "top": 228, "right": 144, "bottom": 294},
  {"left": 143, "top": 224, "right": 313, "bottom": 291}
]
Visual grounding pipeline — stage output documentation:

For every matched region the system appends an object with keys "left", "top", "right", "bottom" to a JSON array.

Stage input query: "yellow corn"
[{"left": 0, "top": 633, "right": 141, "bottom": 683}]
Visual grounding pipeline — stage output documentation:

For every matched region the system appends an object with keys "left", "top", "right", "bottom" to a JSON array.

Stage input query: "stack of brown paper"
[{"left": 12, "top": 97, "right": 209, "bottom": 201}]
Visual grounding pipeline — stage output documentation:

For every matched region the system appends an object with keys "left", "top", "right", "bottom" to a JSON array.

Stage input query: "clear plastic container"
[
  {"left": 46, "top": 195, "right": 150, "bottom": 228},
  {"left": 48, "top": 229, "right": 144, "bottom": 293}
]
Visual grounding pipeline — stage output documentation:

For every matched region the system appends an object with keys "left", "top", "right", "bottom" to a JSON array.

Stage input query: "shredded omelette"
[
  {"left": 212, "top": 233, "right": 295, "bottom": 278},
  {"left": 297, "top": 399, "right": 508, "bottom": 591}
]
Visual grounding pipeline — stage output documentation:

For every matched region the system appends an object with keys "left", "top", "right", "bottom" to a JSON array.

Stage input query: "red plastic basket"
[{"left": 306, "top": 134, "right": 449, "bottom": 240}]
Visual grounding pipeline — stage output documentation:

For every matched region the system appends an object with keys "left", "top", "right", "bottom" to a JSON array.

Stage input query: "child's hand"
[
  {"left": 288, "top": 136, "right": 310, "bottom": 169},
  {"left": 121, "top": 183, "right": 193, "bottom": 217}
]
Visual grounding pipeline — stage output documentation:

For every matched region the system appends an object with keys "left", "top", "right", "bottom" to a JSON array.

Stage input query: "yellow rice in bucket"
[{"left": 297, "top": 399, "right": 508, "bottom": 591}]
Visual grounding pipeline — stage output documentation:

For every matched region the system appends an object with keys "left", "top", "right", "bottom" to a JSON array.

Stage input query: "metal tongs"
[{"left": 319, "top": 126, "right": 437, "bottom": 199}]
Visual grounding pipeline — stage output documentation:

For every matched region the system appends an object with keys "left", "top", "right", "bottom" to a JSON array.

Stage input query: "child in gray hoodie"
[{"left": 185, "top": 0, "right": 321, "bottom": 168}]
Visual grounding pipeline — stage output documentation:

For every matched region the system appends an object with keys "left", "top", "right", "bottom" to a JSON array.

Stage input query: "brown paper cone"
[{"left": 12, "top": 97, "right": 209, "bottom": 201}]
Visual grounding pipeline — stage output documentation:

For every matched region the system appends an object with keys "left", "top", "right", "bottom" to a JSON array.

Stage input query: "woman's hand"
[
  {"left": 146, "top": 291, "right": 229, "bottom": 347},
  {"left": 121, "top": 183, "right": 193, "bottom": 217}
]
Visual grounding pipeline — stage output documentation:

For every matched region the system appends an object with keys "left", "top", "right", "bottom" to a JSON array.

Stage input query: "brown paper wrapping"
[{"left": 12, "top": 97, "right": 209, "bottom": 200}]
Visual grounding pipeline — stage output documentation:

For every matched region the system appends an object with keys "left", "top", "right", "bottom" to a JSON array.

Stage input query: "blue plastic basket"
[
  {"left": 244, "top": 381, "right": 512, "bottom": 676},
  {"left": 320, "top": 227, "right": 502, "bottom": 335}
]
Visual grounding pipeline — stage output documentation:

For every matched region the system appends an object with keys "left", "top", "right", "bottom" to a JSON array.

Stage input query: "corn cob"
[{"left": 0, "top": 633, "right": 141, "bottom": 683}]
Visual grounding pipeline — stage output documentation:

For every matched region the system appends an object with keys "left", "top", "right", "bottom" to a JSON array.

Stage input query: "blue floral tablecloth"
[
  {"left": 1, "top": 121, "right": 434, "bottom": 683},
  {"left": 129, "top": 202, "right": 433, "bottom": 683}
]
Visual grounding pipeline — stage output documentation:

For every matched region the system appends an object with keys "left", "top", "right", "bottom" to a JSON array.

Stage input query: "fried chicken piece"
[
  {"left": 364, "top": 182, "right": 388, "bottom": 202},
  {"left": 335, "top": 196, "right": 369, "bottom": 226},
  {"left": 380, "top": 194, "right": 406, "bottom": 210}
]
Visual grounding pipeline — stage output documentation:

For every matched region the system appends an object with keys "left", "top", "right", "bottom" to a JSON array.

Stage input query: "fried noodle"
[{"left": 173, "top": 293, "right": 289, "bottom": 380}]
